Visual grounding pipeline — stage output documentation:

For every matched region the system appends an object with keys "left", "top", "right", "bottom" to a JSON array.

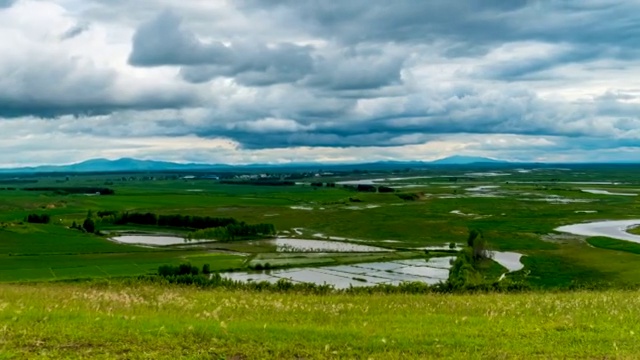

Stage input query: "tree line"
[
  {"left": 99, "top": 211, "right": 238, "bottom": 229},
  {"left": 22, "top": 187, "right": 115, "bottom": 195},
  {"left": 25, "top": 213, "right": 51, "bottom": 224},
  {"left": 94, "top": 211, "right": 276, "bottom": 241},
  {"left": 187, "top": 222, "right": 276, "bottom": 242},
  {"left": 342, "top": 184, "right": 396, "bottom": 193}
]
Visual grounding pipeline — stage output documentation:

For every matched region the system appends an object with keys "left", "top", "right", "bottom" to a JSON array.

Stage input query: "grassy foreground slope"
[{"left": 1, "top": 283, "right": 640, "bottom": 359}]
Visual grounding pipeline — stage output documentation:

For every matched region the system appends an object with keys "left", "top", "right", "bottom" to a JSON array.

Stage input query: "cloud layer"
[{"left": 2, "top": 0, "right": 640, "bottom": 166}]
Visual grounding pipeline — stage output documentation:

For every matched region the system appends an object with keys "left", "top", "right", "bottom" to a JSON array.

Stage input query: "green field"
[
  {"left": 2, "top": 165, "right": 640, "bottom": 358},
  {"left": 1, "top": 282, "right": 640, "bottom": 358},
  {"left": 0, "top": 164, "right": 640, "bottom": 288}
]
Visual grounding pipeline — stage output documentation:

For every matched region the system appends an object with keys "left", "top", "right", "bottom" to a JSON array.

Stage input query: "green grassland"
[
  {"left": 587, "top": 236, "right": 640, "bottom": 255},
  {"left": 1, "top": 282, "right": 640, "bottom": 358},
  {"left": 0, "top": 165, "right": 640, "bottom": 287}
]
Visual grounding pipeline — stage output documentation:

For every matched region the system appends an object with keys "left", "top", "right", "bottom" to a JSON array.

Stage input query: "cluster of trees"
[
  {"left": 25, "top": 213, "right": 50, "bottom": 224},
  {"left": 249, "top": 262, "right": 273, "bottom": 271},
  {"left": 68, "top": 211, "right": 97, "bottom": 233},
  {"left": 83, "top": 209, "right": 275, "bottom": 241},
  {"left": 22, "top": 187, "right": 115, "bottom": 195},
  {"left": 70, "top": 218, "right": 96, "bottom": 233},
  {"left": 102, "top": 212, "right": 238, "bottom": 229},
  {"left": 467, "top": 229, "right": 489, "bottom": 260},
  {"left": 446, "top": 229, "right": 495, "bottom": 289},
  {"left": 187, "top": 222, "right": 276, "bottom": 242},
  {"left": 158, "top": 263, "right": 211, "bottom": 277},
  {"left": 342, "top": 184, "right": 394, "bottom": 193},
  {"left": 356, "top": 184, "right": 377, "bottom": 192}
]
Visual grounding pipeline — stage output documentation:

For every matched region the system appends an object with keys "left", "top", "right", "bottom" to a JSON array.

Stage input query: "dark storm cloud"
[
  {"left": 237, "top": 0, "right": 527, "bottom": 45},
  {"left": 0, "top": 56, "right": 196, "bottom": 118},
  {"left": 177, "top": 41, "right": 314, "bottom": 86},
  {"left": 0, "top": 93, "right": 195, "bottom": 118},
  {"left": 129, "top": 11, "right": 314, "bottom": 86},
  {"left": 239, "top": 1, "right": 640, "bottom": 50}
]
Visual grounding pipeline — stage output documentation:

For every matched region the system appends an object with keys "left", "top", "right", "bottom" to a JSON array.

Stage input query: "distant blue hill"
[
  {"left": 0, "top": 158, "right": 221, "bottom": 174},
  {"left": 0, "top": 155, "right": 510, "bottom": 174},
  {"left": 429, "top": 155, "right": 508, "bottom": 165}
]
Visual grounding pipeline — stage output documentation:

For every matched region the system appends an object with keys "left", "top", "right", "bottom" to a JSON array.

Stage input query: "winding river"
[{"left": 556, "top": 219, "right": 640, "bottom": 243}]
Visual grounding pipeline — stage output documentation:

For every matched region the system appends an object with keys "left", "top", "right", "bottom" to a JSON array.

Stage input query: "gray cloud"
[
  {"left": 129, "top": 11, "right": 234, "bottom": 66},
  {"left": 303, "top": 46, "right": 404, "bottom": 91},
  {"left": 178, "top": 42, "right": 314, "bottom": 86},
  {"left": 129, "top": 11, "right": 406, "bottom": 90},
  {"left": 2, "top": 0, "right": 640, "bottom": 165}
]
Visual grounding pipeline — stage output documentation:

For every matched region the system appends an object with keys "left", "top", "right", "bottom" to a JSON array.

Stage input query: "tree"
[
  {"left": 467, "top": 229, "right": 489, "bottom": 261},
  {"left": 83, "top": 218, "right": 96, "bottom": 233},
  {"left": 202, "top": 264, "right": 211, "bottom": 274},
  {"left": 26, "top": 214, "right": 50, "bottom": 224}
]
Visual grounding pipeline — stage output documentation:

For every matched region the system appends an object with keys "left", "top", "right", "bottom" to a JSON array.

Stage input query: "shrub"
[
  {"left": 396, "top": 193, "right": 420, "bottom": 201},
  {"left": 357, "top": 184, "right": 376, "bottom": 192},
  {"left": 158, "top": 263, "right": 200, "bottom": 277},
  {"left": 82, "top": 218, "right": 96, "bottom": 233},
  {"left": 202, "top": 264, "right": 211, "bottom": 274},
  {"left": 178, "top": 263, "right": 199, "bottom": 276}
]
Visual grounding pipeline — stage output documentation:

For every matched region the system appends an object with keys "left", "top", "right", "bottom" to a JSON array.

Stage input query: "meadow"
[
  {"left": 0, "top": 164, "right": 639, "bottom": 288},
  {"left": 1, "top": 281, "right": 640, "bottom": 359}
]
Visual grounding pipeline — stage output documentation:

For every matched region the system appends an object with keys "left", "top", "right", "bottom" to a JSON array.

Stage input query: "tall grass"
[{"left": 1, "top": 282, "right": 640, "bottom": 358}]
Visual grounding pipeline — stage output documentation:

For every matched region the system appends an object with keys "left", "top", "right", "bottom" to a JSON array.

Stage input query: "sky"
[{"left": 1, "top": 0, "right": 640, "bottom": 167}]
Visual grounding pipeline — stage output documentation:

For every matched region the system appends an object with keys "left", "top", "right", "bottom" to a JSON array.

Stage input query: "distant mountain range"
[
  {"left": 429, "top": 155, "right": 507, "bottom": 165},
  {"left": 0, "top": 158, "right": 219, "bottom": 174},
  {"left": 0, "top": 155, "right": 510, "bottom": 174}
]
